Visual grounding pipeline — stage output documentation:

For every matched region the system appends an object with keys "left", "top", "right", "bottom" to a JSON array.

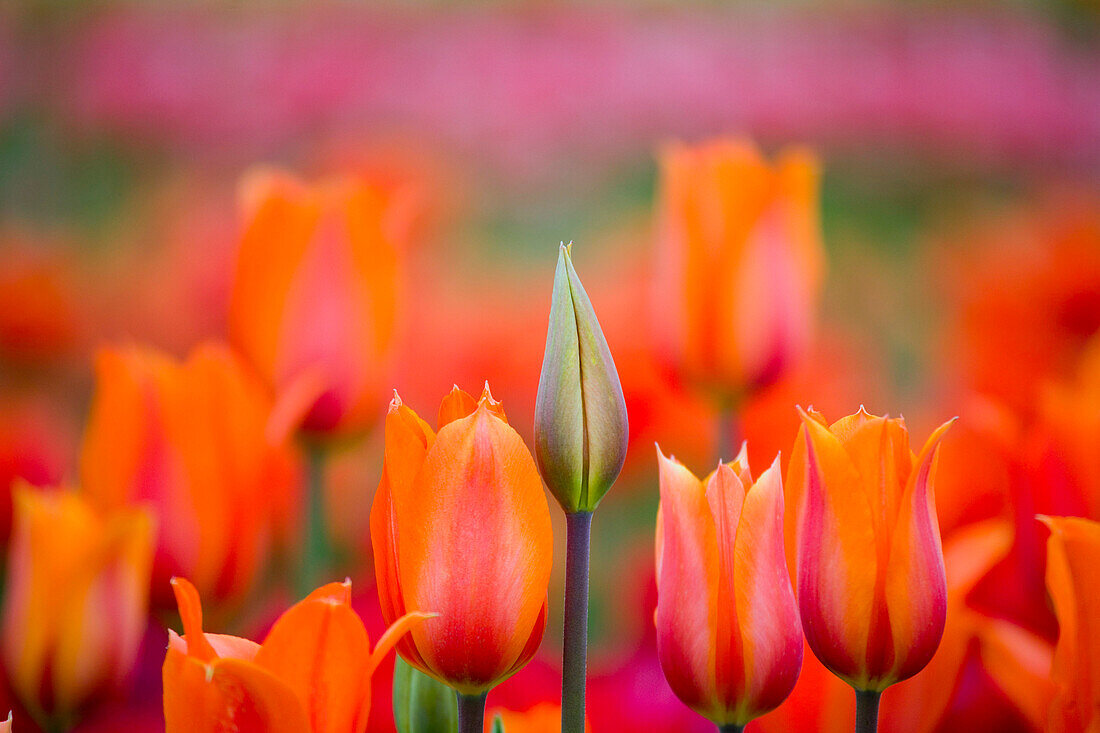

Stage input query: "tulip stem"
[
  {"left": 854, "top": 689, "right": 881, "bottom": 733},
  {"left": 716, "top": 400, "right": 740, "bottom": 463},
  {"left": 562, "top": 510, "right": 593, "bottom": 733},
  {"left": 297, "top": 444, "right": 330, "bottom": 599},
  {"left": 718, "top": 725, "right": 745, "bottom": 733},
  {"left": 457, "top": 692, "right": 487, "bottom": 733}
]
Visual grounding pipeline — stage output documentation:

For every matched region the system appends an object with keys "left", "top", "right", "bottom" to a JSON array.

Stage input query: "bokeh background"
[{"left": 2, "top": 1, "right": 1099, "bottom": 731}]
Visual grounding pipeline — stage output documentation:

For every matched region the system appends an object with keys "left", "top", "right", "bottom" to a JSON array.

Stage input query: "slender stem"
[
  {"left": 854, "top": 689, "right": 881, "bottom": 733},
  {"left": 561, "top": 511, "right": 593, "bottom": 733},
  {"left": 715, "top": 400, "right": 740, "bottom": 463},
  {"left": 457, "top": 692, "right": 487, "bottom": 733},
  {"left": 297, "top": 444, "right": 329, "bottom": 598},
  {"left": 718, "top": 724, "right": 745, "bottom": 733}
]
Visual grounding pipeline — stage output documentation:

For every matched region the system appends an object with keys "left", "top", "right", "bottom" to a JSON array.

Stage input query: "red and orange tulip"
[
  {"left": 653, "top": 138, "right": 823, "bottom": 399},
  {"left": 80, "top": 342, "right": 295, "bottom": 608},
  {"left": 1042, "top": 515, "right": 1100, "bottom": 733},
  {"left": 786, "top": 407, "right": 954, "bottom": 692},
  {"left": 371, "top": 385, "right": 553, "bottom": 694},
  {"left": 655, "top": 445, "right": 802, "bottom": 727},
  {"left": 163, "top": 576, "right": 428, "bottom": 733},
  {"left": 229, "top": 168, "right": 406, "bottom": 436},
  {"left": 2, "top": 483, "right": 154, "bottom": 722}
]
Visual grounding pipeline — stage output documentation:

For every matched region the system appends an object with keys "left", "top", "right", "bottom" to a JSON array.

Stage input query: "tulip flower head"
[
  {"left": 786, "top": 407, "right": 954, "bottom": 693},
  {"left": 229, "top": 168, "right": 406, "bottom": 436},
  {"left": 1042, "top": 515, "right": 1100, "bottom": 733},
  {"left": 163, "top": 576, "right": 429, "bottom": 733},
  {"left": 80, "top": 342, "right": 294, "bottom": 609},
  {"left": 654, "top": 138, "right": 823, "bottom": 401},
  {"left": 655, "top": 445, "right": 803, "bottom": 727},
  {"left": 535, "top": 243, "right": 628, "bottom": 513},
  {"left": 2, "top": 484, "right": 154, "bottom": 723},
  {"left": 371, "top": 385, "right": 553, "bottom": 694}
]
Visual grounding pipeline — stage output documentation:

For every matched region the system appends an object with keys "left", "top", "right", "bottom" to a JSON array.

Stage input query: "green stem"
[
  {"left": 854, "top": 689, "right": 881, "bottom": 733},
  {"left": 716, "top": 400, "right": 740, "bottom": 463},
  {"left": 457, "top": 692, "right": 487, "bottom": 733},
  {"left": 297, "top": 444, "right": 330, "bottom": 599},
  {"left": 561, "top": 511, "right": 593, "bottom": 733},
  {"left": 718, "top": 724, "right": 745, "bottom": 733}
]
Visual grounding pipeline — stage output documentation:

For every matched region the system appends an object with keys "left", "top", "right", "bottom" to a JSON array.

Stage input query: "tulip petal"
[
  {"left": 883, "top": 419, "right": 953, "bottom": 685},
  {"left": 705, "top": 463, "right": 747, "bottom": 709},
  {"left": 655, "top": 448, "right": 718, "bottom": 713},
  {"left": 732, "top": 457, "right": 802, "bottom": 719}
]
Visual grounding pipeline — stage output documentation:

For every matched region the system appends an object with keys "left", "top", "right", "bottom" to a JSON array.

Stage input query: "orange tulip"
[
  {"left": 1042, "top": 515, "right": 1100, "bottom": 733},
  {"left": 655, "top": 445, "right": 802, "bottom": 727},
  {"left": 1, "top": 483, "right": 154, "bottom": 722},
  {"left": 653, "top": 138, "right": 823, "bottom": 399},
  {"left": 786, "top": 407, "right": 954, "bottom": 692},
  {"left": 370, "top": 385, "right": 553, "bottom": 694},
  {"left": 229, "top": 168, "right": 406, "bottom": 436},
  {"left": 80, "top": 342, "right": 295, "bottom": 608},
  {"left": 163, "top": 577, "right": 428, "bottom": 733}
]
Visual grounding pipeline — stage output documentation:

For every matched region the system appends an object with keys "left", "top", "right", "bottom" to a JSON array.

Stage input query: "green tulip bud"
[
  {"left": 393, "top": 656, "right": 458, "bottom": 733},
  {"left": 534, "top": 243, "right": 629, "bottom": 513},
  {"left": 492, "top": 715, "right": 506, "bottom": 733}
]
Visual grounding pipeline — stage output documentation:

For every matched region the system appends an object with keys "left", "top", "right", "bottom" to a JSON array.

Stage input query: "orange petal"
[
  {"left": 170, "top": 577, "right": 216, "bottom": 663},
  {"left": 396, "top": 403, "right": 552, "bottom": 693},
  {"left": 438, "top": 385, "right": 478, "bottom": 428}
]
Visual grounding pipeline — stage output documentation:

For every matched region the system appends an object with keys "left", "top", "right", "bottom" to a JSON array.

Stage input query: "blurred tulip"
[
  {"left": 229, "top": 167, "right": 407, "bottom": 436},
  {"left": 653, "top": 138, "right": 823, "bottom": 401},
  {"left": 163, "top": 577, "right": 428, "bottom": 733},
  {"left": 0, "top": 397, "right": 73, "bottom": 547},
  {"left": 534, "top": 243, "right": 628, "bottom": 513},
  {"left": 0, "top": 240, "right": 81, "bottom": 367},
  {"left": 655, "top": 445, "right": 802, "bottom": 727},
  {"left": 786, "top": 407, "right": 953, "bottom": 693},
  {"left": 370, "top": 385, "right": 553, "bottom": 695},
  {"left": 488, "top": 703, "right": 584, "bottom": 732},
  {"left": 1042, "top": 516, "right": 1100, "bottom": 733},
  {"left": 80, "top": 342, "right": 296, "bottom": 608},
  {"left": 2, "top": 484, "right": 154, "bottom": 724},
  {"left": 0, "top": 712, "right": 8, "bottom": 732}
]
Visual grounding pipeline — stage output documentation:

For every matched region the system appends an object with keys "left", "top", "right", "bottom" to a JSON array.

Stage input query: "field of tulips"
[{"left": 1, "top": 2, "right": 1099, "bottom": 732}]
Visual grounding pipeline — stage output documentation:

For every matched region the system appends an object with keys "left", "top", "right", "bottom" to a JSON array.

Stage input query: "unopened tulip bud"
[
  {"left": 393, "top": 656, "right": 458, "bottom": 733},
  {"left": 534, "top": 244, "right": 629, "bottom": 513}
]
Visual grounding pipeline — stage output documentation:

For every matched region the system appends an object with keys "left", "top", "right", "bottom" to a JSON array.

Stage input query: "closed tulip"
[
  {"left": 370, "top": 385, "right": 553, "bottom": 696},
  {"left": 655, "top": 445, "right": 802, "bottom": 729},
  {"left": 1042, "top": 515, "right": 1100, "bottom": 733},
  {"left": 163, "top": 576, "right": 428, "bottom": 733},
  {"left": 653, "top": 138, "right": 823, "bottom": 400},
  {"left": 80, "top": 342, "right": 295, "bottom": 608},
  {"left": 786, "top": 407, "right": 954, "bottom": 695},
  {"left": 229, "top": 168, "right": 405, "bottom": 436},
  {"left": 2, "top": 483, "right": 154, "bottom": 723}
]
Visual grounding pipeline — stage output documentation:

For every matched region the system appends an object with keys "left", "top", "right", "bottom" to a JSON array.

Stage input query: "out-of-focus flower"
[
  {"left": 653, "top": 138, "right": 823, "bottom": 401},
  {"left": 0, "top": 712, "right": 9, "bottom": 731},
  {"left": 488, "top": 703, "right": 585, "bottom": 732},
  {"left": 0, "top": 397, "right": 73, "bottom": 547},
  {"left": 371, "top": 385, "right": 553, "bottom": 694},
  {"left": 655, "top": 445, "right": 802, "bottom": 727},
  {"left": 535, "top": 243, "right": 628, "bottom": 513},
  {"left": 1042, "top": 515, "right": 1100, "bottom": 733},
  {"left": 229, "top": 168, "right": 407, "bottom": 437},
  {"left": 0, "top": 239, "right": 81, "bottom": 367},
  {"left": 2, "top": 483, "right": 154, "bottom": 722},
  {"left": 786, "top": 407, "right": 953, "bottom": 692},
  {"left": 80, "top": 342, "right": 296, "bottom": 608},
  {"left": 163, "top": 576, "right": 428, "bottom": 733},
  {"left": 393, "top": 656, "right": 457, "bottom": 733}
]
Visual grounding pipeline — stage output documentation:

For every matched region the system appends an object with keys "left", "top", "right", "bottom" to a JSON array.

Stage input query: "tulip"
[
  {"left": 0, "top": 712, "right": 9, "bottom": 732},
  {"left": 163, "top": 576, "right": 429, "bottom": 733},
  {"left": 655, "top": 445, "right": 802, "bottom": 730},
  {"left": 370, "top": 386, "right": 553, "bottom": 730},
  {"left": 1042, "top": 515, "right": 1100, "bottom": 733},
  {"left": 534, "top": 243, "right": 628, "bottom": 732},
  {"left": 488, "top": 703, "right": 585, "bottom": 732},
  {"left": 2, "top": 483, "right": 154, "bottom": 725},
  {"left": 80, "top": 342, "right": 295, "bottom": 608},
  {"left": 653, "top": 138, "right": 823, "bottom": 401},
  {"left": 229, "top": 167, "right": 406, "bottom": 437},
  {"left": 786, "top": 407, "right": 954, "bottom": 731}
]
